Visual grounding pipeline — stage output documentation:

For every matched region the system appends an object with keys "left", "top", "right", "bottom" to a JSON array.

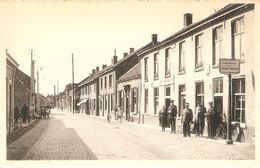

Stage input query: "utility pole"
[
  {"left": 37, "top": 70, "right": 40, "bottom": 114},
  {"left": 72, "top": 53, "right": 75, "bottom": 114}
]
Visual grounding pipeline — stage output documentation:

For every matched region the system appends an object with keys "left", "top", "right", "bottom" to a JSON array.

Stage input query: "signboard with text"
[{"left": 219, "top": 59, "right": 240, "bottom": 75}]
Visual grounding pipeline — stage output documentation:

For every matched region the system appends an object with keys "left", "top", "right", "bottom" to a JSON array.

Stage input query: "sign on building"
[{"left": 219, "top": 59, "right": 240, "bottom": 75}]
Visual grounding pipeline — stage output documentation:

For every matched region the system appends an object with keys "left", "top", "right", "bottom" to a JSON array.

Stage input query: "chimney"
[
  {"left": 123, "top": 52, "right": 128, "bottom": 58},
  {"left": 112, "top": 55, "right": 118, "bottom": 64},
  {"left": 96, "top": 66, "right": 99, "bottom": 72},
  {"left": 129, "top": 48, "right": 134, "bottom": 53},
  {"left": 152, "top": 34, "right": 158, "bottom": 44},
  {"left": 184, "top": 13, "right": 193, "bottom": 27},
  {"left": 102, "top": 64, "right": 107, "bottom": 69}
]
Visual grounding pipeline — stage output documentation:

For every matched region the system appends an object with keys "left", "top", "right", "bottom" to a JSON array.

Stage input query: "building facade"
[
  {"left": 6, "top": 50, "right": 19, "bottom": 134},
  {"left": 117, "top": 63, "right": 140, "bottom": 123},
  {"left": 14, "top": 69, "right": 30, "bottom": 112},
  {"left": 138, "top": 4, "right": 255, "bottom": 143}
]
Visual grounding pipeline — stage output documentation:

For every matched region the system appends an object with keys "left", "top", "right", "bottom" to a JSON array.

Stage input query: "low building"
[
  {"left": 137, "top": 4, "right": 255, "bottom": 143},
  {"left": 6, "top": 50, "right": 19, "bottom": 134},
  {"left": 14, "top": 69, "right": 30, "bottom": 112},
  {"left": 117, "top": 63, "right": 140, "bottom": 123}
]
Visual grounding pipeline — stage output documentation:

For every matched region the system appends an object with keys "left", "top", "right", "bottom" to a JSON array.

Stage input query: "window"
[
  {"left": 213, "top": 78, "right": 223, "bottom": 94},
  {"left": 179, "top": 41, "right": 185, "bottom": 73},
  {"left": 111, "top": 94, "right": 113, "bottom": 111},
  {"left": 131, "top": 88, "right": 138, "bottom": 112},
  {"left": 213, "top": 26, "right": 223, "bottom": 66},
  {"left": 100, "top": 97, "right": 103, "bottom": 110},
  {"left": 109, "top": 74, "right": 112, "bottom": 88},
  {"left": 195, "top": 34, "right": 204, "bottom": 69},
  {"left": 154, "top": 88, "right": 159, "bottom": 114},
  {"left": 144, "top": 57, "right": 148, "bottom": 81},
  {"left": 232, "top": 17, "right": 245, "bottom": 60},
  {"left": 165, "top": 48, "right": 171, "bottom": 76},
  {"left": 105, "top": 94, "right": 107, "bottom": 110},
  {"left": 232, "top": 78, "right": 245, "bottom": 123},
  {"left": 195, "top": 82, "right": 204, "bottom": 106},
  {"left": 144, "top": 89, "right": 148, "bottom": 113},
  {"left": 165, "top": 86, "right": 171, "bottom": 97},
  {"left": 104, "top": 76, "right": 107, "bottom": 89},
  {"left": 100, "top": 78, "right": 103, "bottom": 89},
  {"left": 154, "top": 53, "right": 159, "bottom": 79}
]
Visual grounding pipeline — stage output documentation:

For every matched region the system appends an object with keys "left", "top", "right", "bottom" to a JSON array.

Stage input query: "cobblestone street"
[{"left": 7, "top": 109, "right": 255, "bottom": 160}]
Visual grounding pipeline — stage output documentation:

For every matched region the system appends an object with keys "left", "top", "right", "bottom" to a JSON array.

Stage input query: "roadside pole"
[
  {"left": 72, "top": 53, "right": 75, "bottom": 114},
  {"left": 219, "top": 58, "right": 240, "bottom": 145}
]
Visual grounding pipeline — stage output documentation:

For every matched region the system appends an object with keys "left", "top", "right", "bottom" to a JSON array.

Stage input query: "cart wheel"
[{"left": 232, "top": 129, "right": 238, "bottom": 142}]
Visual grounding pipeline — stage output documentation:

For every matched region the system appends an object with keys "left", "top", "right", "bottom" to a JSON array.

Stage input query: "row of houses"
[{"left": 61, "top": 4, "right": 256, "bottom": 143}]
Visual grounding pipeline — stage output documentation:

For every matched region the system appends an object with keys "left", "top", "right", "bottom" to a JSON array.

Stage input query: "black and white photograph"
[{"left": 1, "top": 0, "right": 260, "bottom": 167}]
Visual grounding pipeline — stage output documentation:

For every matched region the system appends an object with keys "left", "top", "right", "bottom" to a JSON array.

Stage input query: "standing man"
[
  {"left": 205, "top": 102, "right": 214, "bottom": 138},
  {"left": 167, "top": 100, "right": 177, "bottom": 133},
  {"left": 197, "top": 103, "right": 206, "bottom": 136},
  {"left": 182, "top": 103, "right": 193, "bottom": 137},
  {"left": 21, "top": 104, "right": 29, "bottom": 123}
]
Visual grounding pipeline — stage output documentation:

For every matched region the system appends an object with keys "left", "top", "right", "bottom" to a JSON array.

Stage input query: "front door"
[
  {"left": 179, "top": 85, "right": 186, "bottom": 117},
  {"left": 214, "top": 96, "right": 223, "bottom": 115}
]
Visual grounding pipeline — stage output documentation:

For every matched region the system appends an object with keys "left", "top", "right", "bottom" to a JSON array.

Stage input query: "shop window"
[
  {"left": 154, "top": 88, "right": 159, "bottom": 114},
  {"left": 232, "top": 78, "right": 245, "bottom": 123},
  {"left": 213, "top": 26, "right": 223, "bottom": 66},
  {"left": 195, "top": 82, "right": 204, "bottom": 106},
  {"left": 131, "top": 88, "right": 138, "bottom": 112}
]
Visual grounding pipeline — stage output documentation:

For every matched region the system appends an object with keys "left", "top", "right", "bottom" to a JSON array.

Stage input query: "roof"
[
  {"left": 6, "top": 50, "right": 19, "bottom": 67},
  {"left": 138, "top": 3, "right": 254, "bottom": 56},
  {"left": 117, "top": 63, "right": 140, "bottom": 83},
  {"left": 96, "top": 41, "right": 155, "bottom": 77}
]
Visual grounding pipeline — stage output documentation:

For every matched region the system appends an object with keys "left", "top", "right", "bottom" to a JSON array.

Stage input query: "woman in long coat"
[{"left": 159, "top": 105, "right": 167, "bottom": 131}]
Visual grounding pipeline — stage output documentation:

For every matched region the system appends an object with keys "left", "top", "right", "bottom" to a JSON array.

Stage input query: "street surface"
[{"left": 7, "top": 109, "right": 255, "bottom": 160}]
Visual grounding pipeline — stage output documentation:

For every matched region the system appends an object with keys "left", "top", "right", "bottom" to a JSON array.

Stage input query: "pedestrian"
[
  {"left": 193, "top": 102, "right": 200, "bottom": 135},
  {"left": 114, "top": 106, "right": 118, "bottom": 120},
  {"left": 197, "top": 103, "right": 206, "bottom": 136},
  {"left": 159, "top": 105, "right": 167, "bottom": 132},
  {"left": 107, "top": 111, "right": 111, "bottom": 123},
  {"left": 14, "top": 106, "right": 20, "bottom": 123},
  {"left": 181, "top": 103, "right": 193, "bottom": 137},
  {"left": 204, "top": 102, "right": 215, "bottom": 138},
  {"left": 167, "top": 100, "right": 177, "bottom": 133},
  {"left": 117, "top": 106, "right": 123, "bottom": 122},
  {"left": 21, "top": 104, "right": 29, "bottom": 123}
]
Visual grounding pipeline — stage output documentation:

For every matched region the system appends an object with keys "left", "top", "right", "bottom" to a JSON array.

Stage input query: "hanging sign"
[{"left": 219, "top": 59, "right": 240, "bottom": 75}]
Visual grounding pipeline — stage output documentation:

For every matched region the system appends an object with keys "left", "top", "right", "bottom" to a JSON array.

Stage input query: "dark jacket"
[
  {"left": 167, "top": 105, "right": 177, "bottom": 120},
  {"left": 182, "top": 108, "right": 193, "bottom": 124}
]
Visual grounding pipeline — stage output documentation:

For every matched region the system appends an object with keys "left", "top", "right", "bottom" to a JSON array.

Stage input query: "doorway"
[
  {"left": 214, "top": 96, "right": 223, "bottom": 115},
  {"left": 179, "top": 85, "right": 186, "bottom": 117}
]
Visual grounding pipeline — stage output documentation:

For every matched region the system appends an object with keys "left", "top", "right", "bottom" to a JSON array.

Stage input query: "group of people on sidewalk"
[
  {"left": 14, "top": 104, "right": 31, "bottom": 124},
  {"left": 159, "top": 100, "right": 224, "bottom": 139}
]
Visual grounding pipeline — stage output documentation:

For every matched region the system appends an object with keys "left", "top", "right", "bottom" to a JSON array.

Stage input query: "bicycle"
[
  {"left": 215, "top": 121, "right": 245, "bottom": 142},
  {"left": 215, "top": 122, "right": 227, "bottom": 140}
]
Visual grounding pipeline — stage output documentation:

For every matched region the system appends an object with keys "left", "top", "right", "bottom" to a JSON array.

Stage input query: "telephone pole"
[{"left": 72, "top": 53, "right": 75, "bottom": 114}]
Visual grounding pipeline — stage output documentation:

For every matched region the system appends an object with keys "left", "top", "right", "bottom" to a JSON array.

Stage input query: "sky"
[{"left": 1, "top": 0, "right": 228, "bottom": 96}]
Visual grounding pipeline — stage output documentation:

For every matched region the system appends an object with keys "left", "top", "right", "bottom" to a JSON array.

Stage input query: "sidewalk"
[
  {"left": 73, "top": 111, "right": 252, "bottom": 146},
  {"left": 7, "top": 119, "right": 39, "bottom": 145}
]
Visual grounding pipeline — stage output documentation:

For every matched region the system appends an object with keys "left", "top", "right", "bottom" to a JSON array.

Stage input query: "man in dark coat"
[
  {"left": 197, "top": 104, "right": 206, "bottom": 136},
  {"left": 14, "top": 106, "right": 20, "bottom": 123},
  {"left": 182, "top": 103, "right": 193, "bottom": 137},
  {"left": 21, "top": 104, "right": 29, "bottom": 123},
  {"left": 159, "top": 105, "right": 167, "bottom": 132},
  {"left": 167, "top": 100, "right": 177, "bottom": 133},
  {"left": 204, "top": 102, "right": 215, "bottom": 138}
]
